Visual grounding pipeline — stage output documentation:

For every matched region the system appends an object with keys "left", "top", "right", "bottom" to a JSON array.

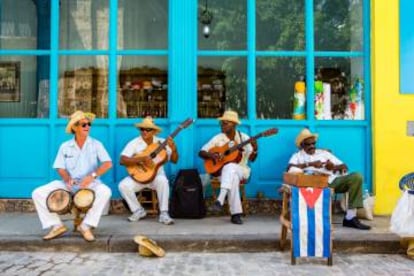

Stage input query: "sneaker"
[
  {"left": 159, "top": 212, "right": 174, "bottom": 225},
  {"left": 208, "top": 201, "right": 223, "bottom": 214},
  {"left": 128, "top": 209, "right": 147, "bottom": 222}
]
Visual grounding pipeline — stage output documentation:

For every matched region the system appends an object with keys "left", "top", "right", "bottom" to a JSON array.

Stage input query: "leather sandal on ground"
[
  {"left": 77, "top": 226, "right": 95, "bottom": 242},
  {"left": 43, "top": 225, "right": 68, "bottom": 240}
]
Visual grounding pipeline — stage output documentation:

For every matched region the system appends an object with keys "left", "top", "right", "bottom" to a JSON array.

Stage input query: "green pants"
[{"left": 329, "top": 172, "right": 363, "bottom": 209}]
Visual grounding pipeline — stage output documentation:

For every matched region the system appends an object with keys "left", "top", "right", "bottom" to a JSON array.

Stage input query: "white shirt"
[
  {"left": 201, "top": 132, "right": 253, "bottom": 179},
  {"left": 121, "top": 136, "right": 172, "bottom": 177},
  {"left": 53, "top": 136, "right": 111, "bottom": 180},
  {"left": 288, "top": 149, "right": 344, "bottom": 183}
]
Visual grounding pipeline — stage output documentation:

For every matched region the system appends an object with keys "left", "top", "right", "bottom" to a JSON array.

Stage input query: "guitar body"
[
  {"left": 126, "top": 143, "right": 168, "bottom": 184},
  {"left": 203, "top": 128, "right": 278, "bottom": 176},
  {"left": 204, "top": 144, "right": 242, "bottom": 176}
]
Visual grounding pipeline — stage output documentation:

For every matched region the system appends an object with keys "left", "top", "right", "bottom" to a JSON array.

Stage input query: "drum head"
[
  {"left": 47, "top": 189, "right": 72, "bottom": 214},
  {"left": 73, "top": 189, "right": 95, "bottom": 211}
]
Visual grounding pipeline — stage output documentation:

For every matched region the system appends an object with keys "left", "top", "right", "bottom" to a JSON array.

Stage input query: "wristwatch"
[{"left": 91, "top": 172, "right": 98, "bottom": 179}]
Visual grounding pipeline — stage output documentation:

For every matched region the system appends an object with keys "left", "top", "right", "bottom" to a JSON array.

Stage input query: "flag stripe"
[
  {"left": 306, "top": 203, "right": 315, "bottom": 256},
  {"left": 291, "top": 187, "right": 300, "bottom": 257},
  {"left": 322, "top": 188, "right": 331, "bottom": 258}
]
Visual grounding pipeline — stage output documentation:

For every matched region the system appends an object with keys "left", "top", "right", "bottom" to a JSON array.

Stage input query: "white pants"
[
  {"left": 118, "top": 175, "right": 170, "bottom": 213},
  {"left": 32, "top": 180, "right": 112, "bottom": 229},
  {"left": 220, "top": 163, "right": 244, "bottom": 215}
]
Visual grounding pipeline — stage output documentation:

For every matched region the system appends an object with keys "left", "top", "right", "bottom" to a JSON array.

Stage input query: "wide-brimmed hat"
[
  {"left": 134, "top": 116, "right": 162, "bottom": 134},
  {"left": 65, "top": 110, "right": 96, "bottom": 134},
  {"left": 295, "top": 128, "right": 319, "bottom": 148},
  {"left": 134, "top": 235, "right": 165, "bottom": 257},
  {"left": 218, "top": 110, "right": 241, "bottom": 125}
]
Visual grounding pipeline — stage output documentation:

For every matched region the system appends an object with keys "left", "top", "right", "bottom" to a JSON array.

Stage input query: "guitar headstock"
[
  {"left": 262, "top": 128, "right": 278, "bottom": 137},
  {"left": 179, "top": 118, "right": 194, "bottom": 129}
]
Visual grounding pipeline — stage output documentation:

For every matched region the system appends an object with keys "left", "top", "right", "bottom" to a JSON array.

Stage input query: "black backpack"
[{"left": 169, "top": 169, "right": 206, "bottom": 219}]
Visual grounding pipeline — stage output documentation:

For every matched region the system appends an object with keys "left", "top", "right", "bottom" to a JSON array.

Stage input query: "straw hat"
[
  {"left": 134, "top": 235, "right": 165, "bottom": 257},
  {"left": 65, "top": 110, "right": 96, "bottom": 134},
  {"left": 295, "top": 128, "right": 318, "bottom": 148},
  {"left": 218, "top": 110, "right": 241, "bottom": 125},
  {"left": 134, "top": 116, "right": 162, "bottom": 134},
  {"left": 400, "top": 237, "right": 414, "bottom": 259}
]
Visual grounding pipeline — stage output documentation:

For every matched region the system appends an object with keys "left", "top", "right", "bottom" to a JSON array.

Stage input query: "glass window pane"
[
  {"left": 256, "top": 57, "right": 306, "bottom": 119},
  {"left": 198, "top": 57, "right": 247, "bottom": 118},
  {"left": 315, "top": 57, "right": 364, "bottom": 120},
  {"left": 198, "top": 0, "right": 246, "bottom": 50},
  {"left": 58, "top": 56, "right": 108, "bottom": 118},
  {"left": 0, "top": 0, "right": 49, "bottom": 50},
  {"left": 117, "top": 56, "right": 168, "bottom": 118},
  {"left": 60, "top": 0, "right": 109, "bottom": 50},
  {"left": 0, "top": 55, "right": 50, "bottom": 118},
  {"left": 119, "top": 0, "right": 168, "bottom": 50},
  {"left": 314, "top": 0, "right": 363, "bottom": 51},
  {"left": 256, "top": 0, "right": 305, "bottom": 51}
]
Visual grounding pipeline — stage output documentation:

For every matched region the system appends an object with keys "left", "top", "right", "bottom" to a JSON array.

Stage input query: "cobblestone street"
[{"left": 0, "top": 251, "right": 413, "bottom": 276}]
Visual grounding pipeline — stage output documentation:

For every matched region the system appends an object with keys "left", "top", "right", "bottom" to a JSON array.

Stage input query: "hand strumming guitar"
[{"left": 249, "top": 139, "right": 258, "bottom": 162}]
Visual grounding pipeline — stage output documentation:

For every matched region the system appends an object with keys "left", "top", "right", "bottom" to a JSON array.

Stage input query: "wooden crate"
[{"left": 283, "top": 172, "right": 329, "bottom": 188}]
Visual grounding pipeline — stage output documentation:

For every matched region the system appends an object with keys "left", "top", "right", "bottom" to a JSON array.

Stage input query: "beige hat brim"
[
  {"left": 134, "top": 123, "right": 162, "bottom": 134},
  {"left": 217, "top": 116, "right": 240, "bottom": 124},
  {"left": 134, "top": 235, "right": 165, "bottom": 257}
]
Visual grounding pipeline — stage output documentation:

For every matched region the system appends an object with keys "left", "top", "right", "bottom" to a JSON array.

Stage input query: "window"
[
  {"left": 0, "top": 0, "right": 50, "bottom": 118},
  {"left": 197, "top": 0, "right": 247, "bottom": 118}
]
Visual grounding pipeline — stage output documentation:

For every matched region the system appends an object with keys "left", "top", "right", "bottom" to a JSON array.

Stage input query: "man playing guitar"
[
  {"left": 199, "top": 110, "right": 257, "bottom": 225},
  {"left": 119, "top": 116, "right": 178, "bottom": 225}
]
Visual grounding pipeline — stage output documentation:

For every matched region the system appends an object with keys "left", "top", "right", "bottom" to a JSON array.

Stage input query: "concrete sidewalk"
[{"left": 0, "top": 213, "right": 403, "bottom": 254}]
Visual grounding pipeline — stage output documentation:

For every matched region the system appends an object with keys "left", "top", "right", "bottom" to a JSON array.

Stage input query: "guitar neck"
[
  {"left": 227, "top": 133, "right": 263, "bottom": 154},
  {"left": 152, "top": 127, "right": 182, "bottom": 155}
]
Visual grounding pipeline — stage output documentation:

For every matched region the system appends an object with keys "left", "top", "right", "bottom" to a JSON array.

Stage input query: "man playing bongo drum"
[{"left": 32, "top": 110, "right": 113, "bottom": 241}]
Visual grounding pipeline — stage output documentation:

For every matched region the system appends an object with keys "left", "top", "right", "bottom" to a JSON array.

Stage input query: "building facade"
[{"left": 0, "top": 0, "right": 405, "bottom": 215}]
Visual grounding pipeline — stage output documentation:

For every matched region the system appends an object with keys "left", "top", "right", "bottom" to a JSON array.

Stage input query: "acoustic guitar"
[
  {"left": 126, "top": 118, "right": 194, "bottom": 184},
  {"left": 204, "top": 128, "right": 278, "bottom": 176}
]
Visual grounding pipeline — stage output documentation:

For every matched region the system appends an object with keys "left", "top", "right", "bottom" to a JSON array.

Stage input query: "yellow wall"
[{"left": 372, "top": 1, "right": 414, "bottom": 214}]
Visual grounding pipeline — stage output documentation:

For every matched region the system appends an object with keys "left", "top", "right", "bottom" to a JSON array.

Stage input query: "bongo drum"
[
  {"left": 46, "top": 189, "right": 72, "bottom": 215},
  {"left": 73, "top": 189, "right": 95, "bottom": 213}
]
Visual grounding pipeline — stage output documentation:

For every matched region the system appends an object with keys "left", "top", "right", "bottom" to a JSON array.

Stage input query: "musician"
[
  {"left": 32, "top": 110, "right": 113, "bottom": 241},
  {"left": 199, "top": 110, "right": 257, "bottom": 225},
  {"left": 287, "top": 128, "right": 371, "bottom": 230},
  {"left": 118, "top": 116, "right": 178, "bottom": 225}
]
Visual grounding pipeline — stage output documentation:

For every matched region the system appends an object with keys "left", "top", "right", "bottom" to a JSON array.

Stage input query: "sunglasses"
[
  {"left": 140, "top": 128, "right": 153, "bottom": 132},
  {"left": 220, "top": 121, "right": 232, "bottom": 125},
  {"left": 303, "top": 141, "right": 316, "bottom": 146},
  {"left": 76, "top": 122, "right": 92, "bottom": 128}
]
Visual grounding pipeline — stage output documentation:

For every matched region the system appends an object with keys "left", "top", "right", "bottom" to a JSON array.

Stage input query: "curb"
[{"left": 0, "top": 234, "right": 404, "bottom": 254}]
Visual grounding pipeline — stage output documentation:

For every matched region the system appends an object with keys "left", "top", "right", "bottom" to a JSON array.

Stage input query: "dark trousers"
[{"left": 329, "top": 172, "right": 363, "bottom": 209}]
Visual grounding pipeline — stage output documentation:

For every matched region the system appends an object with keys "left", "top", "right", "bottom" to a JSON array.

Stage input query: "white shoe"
[
  {"left": 128, "top": 209, "right": 147, "bottom": 222},
  {"left": 159, "top": 212, "right": 174, "bottom": 225}
]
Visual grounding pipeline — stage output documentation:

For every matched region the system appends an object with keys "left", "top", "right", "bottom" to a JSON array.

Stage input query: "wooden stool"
[
  {"left": 210, "top": 177, "right": 248, "bottom": 214},
  {"left": 137, "top": 188, "right": 159, "bottom": 216}
]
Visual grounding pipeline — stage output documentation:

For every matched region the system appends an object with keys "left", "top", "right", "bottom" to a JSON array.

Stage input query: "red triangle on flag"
[{"left": 299, "top": 187, "right": 322, "bottom": 209}]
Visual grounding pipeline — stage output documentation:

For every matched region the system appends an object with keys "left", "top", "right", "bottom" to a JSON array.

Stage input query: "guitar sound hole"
[
  {"left": 150, "top": 152, "right": 156, "bottom": 159},
  {"left": 224, "top": 150, "right": 230, "bottom": 155}
]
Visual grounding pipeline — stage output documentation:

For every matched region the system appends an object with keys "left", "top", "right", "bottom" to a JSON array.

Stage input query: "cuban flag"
[{"left": 291, "top": 186, "right": 331, "bottom": 258}]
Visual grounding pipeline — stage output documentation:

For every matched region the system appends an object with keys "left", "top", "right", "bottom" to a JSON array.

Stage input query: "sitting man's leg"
[
  {"left": 209, "top": 163, "right": 244, "bottom": 224},
  {"left": 152, "top": 175, "right": 174, "bottom": 225},
  {"left": 118, "top": 177, "right": 147, "bottom": 222},
  {"left": 329, "top": 172, "right": 370, "bottom": 230}
]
